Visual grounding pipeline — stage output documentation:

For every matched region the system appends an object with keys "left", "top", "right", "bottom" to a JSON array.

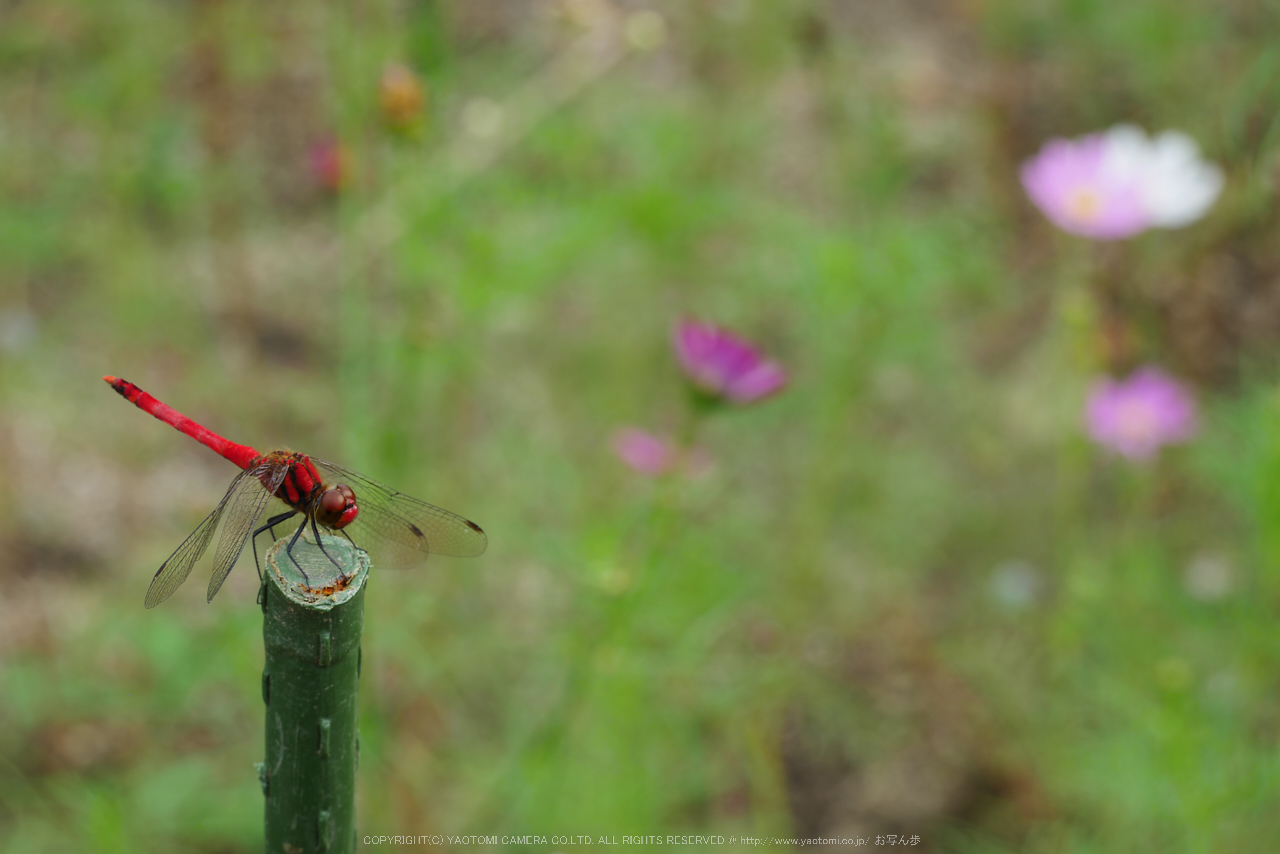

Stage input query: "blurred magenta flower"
[
  {"left": 310, "top": 138, "right": 352, "bottom": 192},
  {"left": 612, "top": 427, "right": 676, "bottom": 476},
  {"left": 672, "top": 318, "right": 787, "bottom": 404},
  {"left": 1021, "top": 126, "right": 1222, "bottom": 239},
  {"left": 611, "top": 428, "right": 713, "bottom": 478},
  {"left": 1085, "top": 367, "right": 1197, "bottom": 460}
]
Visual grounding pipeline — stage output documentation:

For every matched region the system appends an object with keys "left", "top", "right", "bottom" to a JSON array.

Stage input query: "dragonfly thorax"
[{"left": 314, "top": 483, "right": 359, "bottom": 529}]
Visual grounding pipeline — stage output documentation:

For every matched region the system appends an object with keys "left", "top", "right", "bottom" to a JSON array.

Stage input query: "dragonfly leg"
[
  {"left": 252, "top": 511, "right": 298, "bottom": 581},
  {"left": 283, "top": 517, "right": 313, "bottom": 587},
  {"left": 337, "top": 528, "right": 359, "bottom": 552},
  {"left": 309, "top": 515, "right": 347, "bottom": 577}
]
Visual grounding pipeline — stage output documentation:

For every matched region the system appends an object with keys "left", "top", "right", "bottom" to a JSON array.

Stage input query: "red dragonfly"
[{"left": 104, "top": 376, "right": 487, "bottom": 608}]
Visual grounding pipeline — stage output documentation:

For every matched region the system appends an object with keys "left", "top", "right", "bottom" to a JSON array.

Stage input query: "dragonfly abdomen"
[{"left": 104, "top": 376, "right": 259, "bottom": 470}]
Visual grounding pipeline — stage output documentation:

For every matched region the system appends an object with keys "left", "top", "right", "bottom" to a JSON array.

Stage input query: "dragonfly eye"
[{"left": 315, "top": 484, "right": 358, "bottom": 528}]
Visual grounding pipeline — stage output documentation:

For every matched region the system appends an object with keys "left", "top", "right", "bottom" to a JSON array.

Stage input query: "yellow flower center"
[{"left": 1066, "top": 187, "right": 1101, "bottom": 222}]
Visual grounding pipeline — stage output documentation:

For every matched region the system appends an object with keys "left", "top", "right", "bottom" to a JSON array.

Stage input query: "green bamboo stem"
[{"left": 257, "top": 533, "right": 370, "bottom": 854}]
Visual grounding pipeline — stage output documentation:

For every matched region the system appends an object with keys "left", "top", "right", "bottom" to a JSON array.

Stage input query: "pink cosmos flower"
[
  {"left": 1085, "top": 367, "right": 1197, "bottom": 460},
  {"left": 672, "top": 318, "right": 787, "bottom": 404},
  {"left": 1021, "top": 126, "right": 1223, "bottom": 240},
  {"left": 612, "top": 427, "right": 676, "bottom": 476},
  {"left": 611, "top": 428, "right": 713, "bottom": 478},
  {"left": 1020, "top": 133, "right": 1149, "bottom": 239}
]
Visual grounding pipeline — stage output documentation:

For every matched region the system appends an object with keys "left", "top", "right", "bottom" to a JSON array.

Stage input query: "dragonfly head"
[{"left": 315, "top": 483, "right": 359, "bottom": 529}]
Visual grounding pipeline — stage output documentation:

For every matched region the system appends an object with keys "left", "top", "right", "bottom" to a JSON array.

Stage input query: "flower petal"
[
  {"left": 612, "top": 427, "right": 675, "bottom": 475},
  {"left": 724, "top": 360, "right": 787, "bottom": 402},
  {"left": 672, "top": 317, "right": 787, "bottom": 405}
]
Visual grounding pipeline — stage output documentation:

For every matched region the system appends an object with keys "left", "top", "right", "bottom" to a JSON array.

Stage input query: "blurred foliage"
[{"left": 2, "top": 0, "right": 1280, "bottom": 852}]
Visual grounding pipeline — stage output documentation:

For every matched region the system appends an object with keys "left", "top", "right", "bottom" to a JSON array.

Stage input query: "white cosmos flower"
[{"left": 1103, "top": 125, "right": 1224, "bottom": 228}]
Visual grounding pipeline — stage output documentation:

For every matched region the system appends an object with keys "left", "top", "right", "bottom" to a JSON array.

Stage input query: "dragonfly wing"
[
  {"left": 312, "top": 459, "right": 487, "bottom": 569},
  {"left": 145, "top": 468, "right": 253, "bottom": 608},
  {"left": 206, "top": 461, "right": 290, "bottom": 603}
]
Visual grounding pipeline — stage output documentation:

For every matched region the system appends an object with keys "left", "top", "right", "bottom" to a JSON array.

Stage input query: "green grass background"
[{"left": 2, "top": 1, "right": 1280, "bottom": 851}]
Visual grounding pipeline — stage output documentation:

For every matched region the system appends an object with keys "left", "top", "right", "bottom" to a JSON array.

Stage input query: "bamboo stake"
[{"left": 257, "top": 534, "right": 370, "bottom": 854}]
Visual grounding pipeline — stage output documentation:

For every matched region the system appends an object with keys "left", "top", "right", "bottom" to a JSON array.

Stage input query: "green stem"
[{"left": 258, "top": 534, "right": 370, "bottom": 854}]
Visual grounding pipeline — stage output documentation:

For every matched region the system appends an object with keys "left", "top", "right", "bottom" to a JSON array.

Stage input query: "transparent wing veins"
[
  {"left": 143, "top": 461, "right": 290, "bottom": 608},
  {"left": 205, "top": 462, "right": 291, "bottom": 603},
  {"left": 144, "top": 468, "right": 254, "bottom": 608},
  {"left": 311, "top": 459, "right": 487, "bottom": 568}
]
